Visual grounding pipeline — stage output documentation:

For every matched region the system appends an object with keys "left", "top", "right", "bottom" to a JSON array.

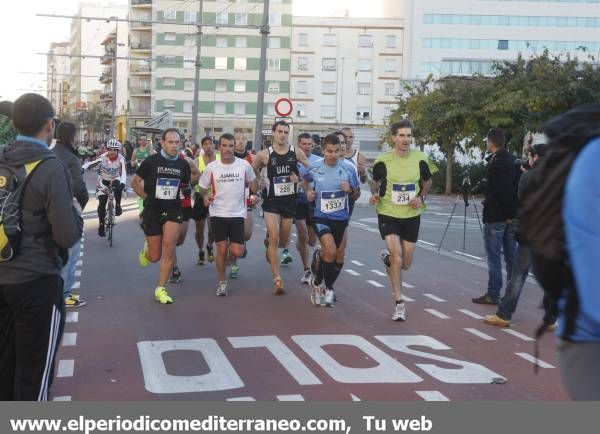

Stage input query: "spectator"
[
  {"left": 472, "top": 128, "right": 518, "bottom": 305},
  {"left": 0, "top": 100, "right": 16, "bottom": 148},
  {"left": 0, "top": 93, "right": 83, "bottom": 400},
  {"left": 53, "top": 121, "right": 89, "bottom": 308}
]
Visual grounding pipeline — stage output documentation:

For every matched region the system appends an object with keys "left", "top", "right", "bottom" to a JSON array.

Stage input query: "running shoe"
[
  {"left": 300, "top": 269, "right": 312, "bottom": 284},
  {"left": 216, "top": 281, "right": 228, "bottom": 297},
  {"left": 379, "top": 249, "right": 391, "bottom": 275},
  {"left": 273, "top": 277, "right": 285, "bottom": 295},
  {"left": 310, "top": 289, "right": 322, "bottom": 307},
  {"left": 207, "top": 245, "right": 215, "bottom": 263},
  {"left": 264, "top": 238, "right": 270, "bottom": 264},
  {"left": 98, "top": 225, "right": 105, "bottom": 238},
  {"left": 392, "top": 302, "right": 406, "bottom": 321},
  {"left": 169, "top": 267, "right": 182, "bottom": 283},
  {"left": 138, "top": 242, "right": 150, "bottom": 267},
  {"left": 154, "top": 287, "right": 173, "bottom": 304},
  {"left": 197, "top": 250, "right": 205, "bottom": 265},
  {"left": 65, "top": 296, "right": 87, "bottom": 308},
  {"left": 229, "top": 264, "right": 240, "bottom": 279},
  {"left": 324, "top": 289, "right": 335, "bottom": 307},
  {"left": 280, "top": 249, "right": 293, "bottom": 264},
  {"left": 115, "top": 205, "right": 123, "bottom": 216}
]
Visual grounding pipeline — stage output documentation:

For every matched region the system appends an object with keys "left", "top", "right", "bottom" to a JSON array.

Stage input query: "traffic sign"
[{"left": 274, "top": 98, "right": 293, "bottom": 117}]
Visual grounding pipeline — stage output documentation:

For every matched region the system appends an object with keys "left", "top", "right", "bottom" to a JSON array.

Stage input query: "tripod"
[{"left": 438, "top": 178, "right": 483, "bottom": 252}]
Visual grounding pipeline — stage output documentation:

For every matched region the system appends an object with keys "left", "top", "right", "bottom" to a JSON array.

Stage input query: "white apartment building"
[
  {"left": 290, "top": 15, "right": 404, "bottom": 133},
  {"left": 46, "top": 42, "right": 70, "bottom": 118},
  {"left": 382, "top": 0, "right": 600, "bottom": 79}
]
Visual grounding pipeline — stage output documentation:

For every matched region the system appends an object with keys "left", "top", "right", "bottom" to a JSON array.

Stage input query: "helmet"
[{"left": 106, "top": 138, "right": 121, "bottom": 150}]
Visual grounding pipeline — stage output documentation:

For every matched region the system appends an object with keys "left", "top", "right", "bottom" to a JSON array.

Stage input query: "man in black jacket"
[
  {"left": 473, "top": 128, "right": 518, "bottom": 305},
  {"left": 0, "top": 93, "right": 83, "bottom": 400},
  {"left": 54, "top": 121, "right": 89, "bottom": 308}
]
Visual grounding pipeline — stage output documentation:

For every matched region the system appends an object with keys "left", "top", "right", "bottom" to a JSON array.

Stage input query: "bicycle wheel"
[{"left": 107, "top": 198, "right": 114, "bottom": 247}]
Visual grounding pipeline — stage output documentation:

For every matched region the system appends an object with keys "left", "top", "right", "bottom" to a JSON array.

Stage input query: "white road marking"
[
  {"left": 515, "top": 352, "right": 555, "bottom": 368},
  {"left": 416, "top": 391, "right": 450, "bottom": 401},
  {"left": 65, "top": 312, "right": 79, "bottom": 323},
  {"left": 345, "top": 269, "right": 360, "bottom": 276},
  {"left": 425, "top": 309, "right": 450, "bottom": 319},
  {"left": 367, "top": 280, "right": 384, "bottom": 288},
  {"left": 351, "top": 260, "right": 364, "bottom": 266},
  {"left": 353, "top": 222, "right": 369, "bottom": 227},
  {"left": 458, "top": 309, "right": 484, "bottom": 320},
  {"left": 453, "top": 251, "right": 483, "bottom": 261},
  {"left": 71, "top": 281, "right": 80, "bottom": 290},
  {"left": 76, "top": 260, "right": 83, "bottom": 267},
  {"left": 464, "top": 328, "right": 496, "bottom": 341},
  {"left": 57, "top": 360, "right": 74, "bottom": 377},
  {"left": 79, "top": 251, "right": 84, "bottom": 257},
  {"left": 74, "top": 270, "right": 82, "bottom": 277},
  {"left": 371, "top": 269, "right": 386, "bottom": 277},
  {"left": 502, "top": 329, "right": 534, "bottom": 342},
  {"left": 350, "top": 394, "right": 361, "bottom": 401},
  {"left": 254, "top": 224, "right": 261, "bottom": 228},
  {"left": 418, "top": 239, "right": 436, "bottom": 246},
  {"left": 61, "top": 333, "right": 77, "bottom": 347},
  {"left": 52, "top": 396, "right": 72, "bottom": 401},
  {"left": 226, "top": 397, "right": 256, "bottom": 401},
  {"left": 402, "top": 295, "right": 415, "bottom": 302},
  {"left": 403, "top": 281, "right": 415, "bottom": 289},
  {"left": 423, "top": 293, "right": 446, "bottom": 302},
  {"left": 292, "top": 233, "right": 297, "bottom": 237},
  {"left": 276, "top": 394, "right": 305, "bottom": 401}
]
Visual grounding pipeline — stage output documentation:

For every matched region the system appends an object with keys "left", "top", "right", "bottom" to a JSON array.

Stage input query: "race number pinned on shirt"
[
  {"left": 273, "top": 176, "right": 294, "bottom": 197},
  {"left": 156, "top": 178, "right": 180, "bottom": 200},
  {"left": 320, "top": 190, "right": 346, "bottom": 213},
  {"left": 391, "top": 183, "right": 416, "bottom": 206}
]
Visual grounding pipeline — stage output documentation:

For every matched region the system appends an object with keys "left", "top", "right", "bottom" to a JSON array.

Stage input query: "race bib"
[
  {"left": 273, "top": 176, "right": 294, "bottom": 197},
  {"left": 155, "top": 178, "right": 180, "bottom": 200},
  {"left": 391, "top": 183, "right": 416, "bottom": 205},
  {"left": 320, "top": 191, "right": 346, "bottom": 213}
]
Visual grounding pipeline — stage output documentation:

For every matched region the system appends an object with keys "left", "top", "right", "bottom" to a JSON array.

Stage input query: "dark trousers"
[{"left": 0, "top": 275, "right": 65, "bottom": 401}]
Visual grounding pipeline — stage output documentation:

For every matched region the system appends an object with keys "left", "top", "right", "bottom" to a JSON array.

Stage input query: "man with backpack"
[{"left": 0, "top": 93, "right": 83, "bottom": 400}]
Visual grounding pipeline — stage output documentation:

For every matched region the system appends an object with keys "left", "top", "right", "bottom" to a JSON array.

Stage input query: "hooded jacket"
[
  {"left": 53, "top": 141, "right": 89, "bottom": 210},
  {"left": 0, "top": 139, "right": 83, "bottom": 284},
  {"left": 482, "top": 148, "right": 518, "bottom": 223}
]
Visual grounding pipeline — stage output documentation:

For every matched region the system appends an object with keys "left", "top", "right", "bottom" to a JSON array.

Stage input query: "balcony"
[
  {"left": 130, "top": 64, "right": 151, "bottom": 74},
  {"left": 100, "top": 93, "right": 112, "bottom": 102},
  {"left": 130, "top": 41, "right": 151, "bottom": 51},
  {"left": 130, "top": 87, "right": 151, "bottom": 96},
  {"left": 130, "top": 19, "right": 152, "bottom": 30},
  {"left": 99, "top": 71, "right": 112, "bottom": 84},
  {"left": 100, "top": 50, "right": 115, "bottom": 64},
  {"left": 131, "top": 0, "right": 151, "bottom": 7}
]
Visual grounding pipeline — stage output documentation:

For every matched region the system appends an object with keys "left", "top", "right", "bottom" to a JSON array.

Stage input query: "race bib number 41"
[
  {"left": 156, "top": 178, "right": 180, "bottom": 200},
  {"left": 391, "top": 183, "right": 416, "bottom": 206},
  {"left": 320, "top": 191, "right": 346, "bottom": 213},
  {"left": 273, "top": 176, "right": 294, "bottom": 197}
]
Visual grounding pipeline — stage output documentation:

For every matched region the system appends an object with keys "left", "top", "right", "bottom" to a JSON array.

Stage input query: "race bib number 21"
[{"left": 156, "top": 178, "right": 180, "bottom": 200}]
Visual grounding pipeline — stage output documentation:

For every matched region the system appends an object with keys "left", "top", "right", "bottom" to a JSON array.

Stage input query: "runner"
[
  {"left": 192, "top": 137, "right": 219, "bottom": 265},
  {"left": 305, "top": 134, "right": 361, "bottom": 307},
  {"left": 197, "top": 133, "right": 258, "bottom": 296},
  {"left": 130, "top": 135, "right": 155, "bottom": 215},
  {"left": 132, "top": 128, "right": 191, "bottom": 304},
  {"left": 252, "top": 120, "right": 310, "bottom": 294},
  {"left": 295, "top": 133, "right": 322, "bottom": 284},
  {"left": 369, "top": 119, "right": 437, "bottom": 321}
]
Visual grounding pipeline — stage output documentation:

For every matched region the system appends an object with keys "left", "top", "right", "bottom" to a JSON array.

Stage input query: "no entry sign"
[{"left": 274, "top": 98, "right": 293, "bottom": 117}]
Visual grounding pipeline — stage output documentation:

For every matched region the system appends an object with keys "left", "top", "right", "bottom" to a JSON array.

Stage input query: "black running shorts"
[
  {"left": 210, "top": 217, "right": 245, "bottom": 245},
  {"left": 182, "top": 207, "right": 193, "bottom": 222},
  {"left": 312, "top": 217, "right": 349, "bottom": 248},
  {"left": 192, "top": 193, "right": 209, "bottom": 220},
  {"left": 295, "top": 202, "right": 311, "bottom": 223},
  {"left": 377, "top": 214, "right": 421, "bottom": 243},
  {"left": 141, "top": 207, "right": 183, "bottom": 237},
  {"left": 262, "top": 198, "right": 297, "bottom": 219}
]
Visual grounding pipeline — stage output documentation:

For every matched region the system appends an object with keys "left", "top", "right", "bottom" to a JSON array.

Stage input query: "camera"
[{"left": 515, "top": 158, "right": 531, "bottom": 170}]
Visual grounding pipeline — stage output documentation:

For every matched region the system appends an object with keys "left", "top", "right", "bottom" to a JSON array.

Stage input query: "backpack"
[
  {"left": 0, "top": 157, "right": 53, "bottom": 261},
  {"left": 520, "top": 104, "right": 600, "bottom": 344}
]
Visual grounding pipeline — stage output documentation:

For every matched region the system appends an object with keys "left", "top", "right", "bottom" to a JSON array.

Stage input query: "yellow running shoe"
[
  {"left": 138, "top": 242, "right": 150, "bottom": 268},
  {"left": 154, "top": 286, "right": 173, "bottom": 304}
]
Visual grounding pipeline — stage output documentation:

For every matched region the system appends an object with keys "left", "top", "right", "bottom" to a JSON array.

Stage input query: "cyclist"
[
  {"left": 83, "top": 138, "right": 127, "bottom": 238},
  {"left": 252, "top": 121, "right": 310, "bottom": 294},
  {"left": 132, "top": 128, "right": 191, "bottom": 304}
]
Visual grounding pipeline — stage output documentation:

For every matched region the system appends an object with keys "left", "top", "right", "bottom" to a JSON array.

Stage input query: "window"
[
  {"left": 357, "top": 58, "right": 372, "bottom": 71},
  {"left": 297, "top": 57, "right": 308, "bottom": 71},
  {"left": 296, "top": 103, "right": 306, "bottom": 118},
  {"left": 268, "top": 58, "right": 280, "bottom": 71},
  {"left": 139, "top": 79, "right": 150, "bottom": 90},
  {"left": 268, "top": 81, "right": 280, "bottom": 94},
  {"left": 234, "top": 13, "right": 248, "bottom": 25},
  {"left": 184, "top": 56, "right": 194, "bottom": 69},
  {"left": 215, "top": 102, "right": 226, "bottom": 115},
  {"left": 358, "top": 35, "right": 372, "bottom": 47},
  {"left": 164, "top": 10, "right": 177, "bottom": 21},
  {"left": 183, "top": 101, "right": 193, "bottom": 113},
  {"left": 235, "top": 58, "right": 247, "bottom": 70},
  {"left": 356, "top": 107, "right": 370, "bottom": 119},
  {"left": 216, "top": 36, "right": 227, "bottom": 48},
  {"left": 385, "top": 82, "right": 396, "bottom": 96},
  {"left": 384, "top": 106, "right": 394, "bottom": 119},
  {"left": 322, "top": 58, "right": 336, "bottom": 71},
  {"left": 269, "top": 14, "right": 281, "bottom": 26},
  {"left": 298, "top": 33, "right": 308, "bottom": 46},
  {"left": 215, "top": 57, "right": 227, "bottom": 70},
  {"left": 163, "top": 77, "right": 176, "bottom": 87},
  {"left": 269, "top": 37, "right": 281, "bottom": 49},
  {"left": 321, "top": 81, "right": 336, "bottom": 94},
  {"left": 384, "top": 59, "right": 397, "bottom": 72},
  {"left": 184, "top": 79, "right": 194, "bottom": 91},
  {"left": 184, "top": 11, "right": 196, "bottom": 24},
  {"left": 163, "top": 99, "right": 175, "bottom": 108},
  {"left": 216, "top": 80, "right": 227, "bottom": 92},
  {"left": 498, "top": 39, "right": 509, "bottom": 50},
  {"left": 357, "top": 82, "right": 371, "bottom": 95},
  {"left": 162, "top": 56, "right": 177, "bottom": 65},
  {"left": 234, "top": 81, "right": 246, "bottom": 92},
  {"left": 323, "top": 34, "right": 337, "bottom": 46},
  {"left": 321, "top": 105, "right": 336, "bottom": 119},
  {"left": 386, "top": 35, "right": 396, "bottom": 48},
  {"left": 184, "top": 35, "right": 195, "bottom": 47},
  {"left": 164, "top": 32, "right": 176, "bottom": 42},
  {"left": 267, "top": 104, "right": 275, "bottom": 116},
  {"left": 297, "top": 80, "right": 308, "bottom": 94},
  {"left": 235, "top": 36, "right": 247, "bottom": 48},
  {"left": 234, "top": 102, "right": 246, "bottom": 115},
  {"left": 216, "top": 12, "right": 228, "bottom": 25}
]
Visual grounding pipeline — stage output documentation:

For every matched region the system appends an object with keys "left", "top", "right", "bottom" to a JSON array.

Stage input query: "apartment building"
[{"left": 46, "top": 42, "right": 70, "bottom": 118}]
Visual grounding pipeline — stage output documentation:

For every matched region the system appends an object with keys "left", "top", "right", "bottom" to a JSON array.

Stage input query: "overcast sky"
[{"left": 0, "top": 0, "right": 382, "bottom": 102}]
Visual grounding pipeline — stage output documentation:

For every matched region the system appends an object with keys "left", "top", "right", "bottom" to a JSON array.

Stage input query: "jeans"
[
  {"left": 497, "top": 243, "right": 531, "bottom": 320},
  {"left": 483, "top": 221, "right": 516, "bottom": 300},
  {"left": 61, "top": 239, "right": 81, "bottom": 298}
]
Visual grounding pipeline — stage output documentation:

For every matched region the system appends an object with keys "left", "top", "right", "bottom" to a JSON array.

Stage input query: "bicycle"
[{"left": 105, "top": 185, "right": 116, "bottom": 247}]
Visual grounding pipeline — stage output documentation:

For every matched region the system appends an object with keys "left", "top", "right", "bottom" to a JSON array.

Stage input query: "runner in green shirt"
[{"left": 370, "top": 119, "right": 437, "bottom": 321}]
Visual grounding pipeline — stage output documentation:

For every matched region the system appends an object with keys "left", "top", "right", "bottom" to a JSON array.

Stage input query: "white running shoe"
[
  {"left": 379, "top": 249, "right": 391, "bottom": 275},
  {"left": 216, "top": 281, "right": 228, "bottom": 297},
  {"left": 300, "top": 269, "right": 312, "bottom": 284},
  {"left": 310, "top": 289, "right": 322, "bottom": 307},
  {"left": 324, "top": 289, "right": 335, "bottom": 307},
  {"left": 392, "top": 302, "right": 406, "bottom": 321}
]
